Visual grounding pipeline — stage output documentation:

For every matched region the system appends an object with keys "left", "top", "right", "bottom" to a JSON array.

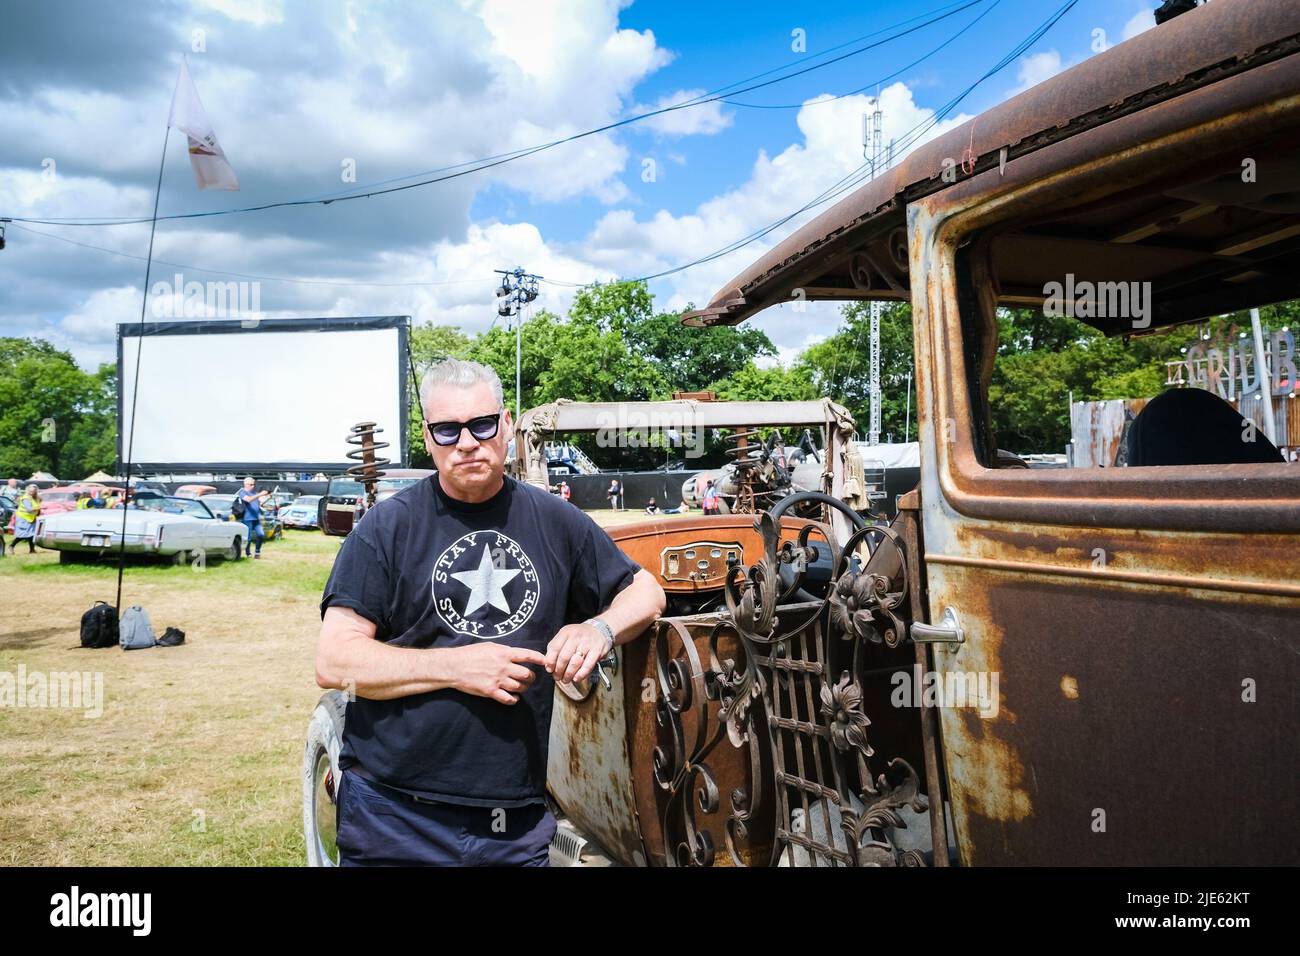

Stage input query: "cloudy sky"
[{"left": 0, "top": 0, "right": 1158, "bottom": 370}]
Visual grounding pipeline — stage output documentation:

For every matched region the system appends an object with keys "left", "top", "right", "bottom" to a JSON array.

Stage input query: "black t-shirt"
[{"left": 319, "top": 475, "right": 639, "bottom": 807}]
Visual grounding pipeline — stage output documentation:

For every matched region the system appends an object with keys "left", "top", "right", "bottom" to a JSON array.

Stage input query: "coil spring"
[
  {"left": 724, "top": 429, "right": 765, "bottom": 471},
  {"left": 345, "top": 421, "right": 390, "bottom": 507}
]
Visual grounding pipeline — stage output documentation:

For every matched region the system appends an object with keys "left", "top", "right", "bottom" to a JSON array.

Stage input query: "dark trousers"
[{"left": 336, "top": 770, "right": 555, "bottom": 867}]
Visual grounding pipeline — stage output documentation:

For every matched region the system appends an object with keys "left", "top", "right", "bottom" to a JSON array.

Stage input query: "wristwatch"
[{"left": 585, "top": 617, "right": 616, "bottom": 655}]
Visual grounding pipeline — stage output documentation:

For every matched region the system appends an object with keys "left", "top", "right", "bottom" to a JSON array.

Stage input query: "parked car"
[
  {"left": 199, "top": 494, "right": 237, "bottom": 521},
  {"left": 174, "top": 484, "right": 218, "bottom": 499},
  {"left": 34, "top": 496, "right": 245, "bottom": 562},
  {"left": 5, "top": 489, "right": 81, "bottom": 534},
  {"left": 281, "top": 495, "right": 322, "bottom": 529},
  {"left": 266, "top": 491, "right": 296, "bottom": 510},
  {"left": 320, "top": 470, "right": 434, "bottom": 536},
  {"left": 199, "top": 492, "right": 284, "bottom": 540}
]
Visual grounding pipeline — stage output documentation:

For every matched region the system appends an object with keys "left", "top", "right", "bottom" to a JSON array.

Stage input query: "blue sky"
[
  {"left": 469, "top": 0, "right": 1156, "bottom": 252},
  {"left": 0, "top": 0, "right": 1161, "bottom": 367}
]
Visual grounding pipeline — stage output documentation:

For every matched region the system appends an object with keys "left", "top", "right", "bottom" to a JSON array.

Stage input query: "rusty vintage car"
[{"left": 304, "top": 0, "right": 1299, "bottom": 867}]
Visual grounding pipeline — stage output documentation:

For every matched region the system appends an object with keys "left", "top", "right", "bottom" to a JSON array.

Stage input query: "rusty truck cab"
[{"left": 617, "top": 0, "right": 1299, "bottom": 866}]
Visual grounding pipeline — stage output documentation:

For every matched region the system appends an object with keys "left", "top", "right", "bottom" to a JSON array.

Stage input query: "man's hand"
[
  {"left": 545, "top": 623, "right": 610, "bottom": 685},
  {"left": 451, "top": 642, "right": 548, "bottom": 705}
]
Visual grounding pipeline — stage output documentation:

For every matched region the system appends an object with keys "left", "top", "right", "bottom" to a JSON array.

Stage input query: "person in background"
[
  {"left": 0, "top": 479, "right": 17, "bottom": 556},
  {"left": 607, "top": 478, "right": 622, "bottom": 510},
  {"left": 701, "top": 479, "right": 720, "bottom": 516},
  {"left": 644, "top": 496, "right": 660, "bottom": 515},
  {"left": 77, "top": 489, "right": 106, "bottom": 510},
  {"left": 559, "top": 480, "right": 572, "bottom": 504},
  {"left": 12, "top": 484, "right": 41, "bottom": 554},
  {"left": 235, "top": 477, "right": 272, "bottom": 559}
]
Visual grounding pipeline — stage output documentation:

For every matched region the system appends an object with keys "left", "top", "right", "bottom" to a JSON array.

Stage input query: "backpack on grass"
[
  {"left": 79, "top": 601, "right": 118, "bottom": 649},
  {"left": 119, "top": 605, "right": 157, "bottom": 650}
]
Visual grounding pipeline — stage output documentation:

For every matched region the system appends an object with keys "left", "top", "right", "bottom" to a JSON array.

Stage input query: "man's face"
[
  {"left": 423, "top": 381, "right": 512, "bottom": 499},
  {"left": 243, "top": 478, "right": 254, "bottom": 490}
]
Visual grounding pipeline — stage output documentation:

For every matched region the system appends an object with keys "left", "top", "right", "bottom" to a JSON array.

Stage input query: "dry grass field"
[{"left": 0, "top": 506, "right": 685, "bottom": 866}]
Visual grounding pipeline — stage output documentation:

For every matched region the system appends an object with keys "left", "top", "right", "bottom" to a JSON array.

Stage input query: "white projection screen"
[{"left": 117, "top": 316, "right": 409, "bottom": 471}]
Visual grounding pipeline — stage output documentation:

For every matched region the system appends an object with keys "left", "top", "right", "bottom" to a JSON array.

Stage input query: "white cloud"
[
  {"left": 631, "top": 90, "right": 733, "bottom": 136},
  {"left": 1122, "top": 7, "right": 1156, "bottom": 41},
  {"left": 578, "top": 82, "right": 972, "bottom": 323},
  {"left": 191, "top": 0, "right": 286, "bottom": 27},
  {"left": 1006, "top": 50, "right": 1064, "bottom": 97},
  {"left": 61, "top": 287, "right": 143, "bottom": 348}
]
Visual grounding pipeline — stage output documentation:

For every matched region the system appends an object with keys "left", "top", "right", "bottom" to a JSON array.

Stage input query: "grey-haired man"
[{"left": 316, "top": 358, "right": 665, "bottom": 866}]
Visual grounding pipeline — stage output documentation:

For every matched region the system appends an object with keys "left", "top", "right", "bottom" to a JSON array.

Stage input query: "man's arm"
[
  {"left": 316, "top": 606, "right": 547, "bottom": 705},
  {"left": 546, "top": 568, "right": 666, "bottom": 684}
]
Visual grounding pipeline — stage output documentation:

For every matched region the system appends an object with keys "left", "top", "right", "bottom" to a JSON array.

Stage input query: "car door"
[{"left": 907, "top": 119, "right": 1300, "bottom": 863}]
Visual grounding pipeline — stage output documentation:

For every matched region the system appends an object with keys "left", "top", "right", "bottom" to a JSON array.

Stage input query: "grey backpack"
[{"left": 119, "top": 605, "right": 157, "bottom": 650}]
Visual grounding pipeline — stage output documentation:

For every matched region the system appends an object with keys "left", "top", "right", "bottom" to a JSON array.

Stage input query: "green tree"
[
  {"left": 797, "top": 301, "right": 916, "bottom": 441},
  {"left": 410, "top": 323, "right": 471, "bottom": 373},
  {"left": 625, "top": 309, "right": 777, "bottom": 394},
  {"left": 0, "top": 338, "right": 112, "bottom": 478},
  {"left": 568, "top": 281, "right": 655, "bottom": 335},
  {"left": 61, "top": 363, "right": 118, "bottom": 475},
  {"left": 709, "top": 362, "right": 817, "bottom": 402}
]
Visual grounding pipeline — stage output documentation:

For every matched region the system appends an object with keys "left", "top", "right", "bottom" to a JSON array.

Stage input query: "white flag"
[{"left": 168, "top": 60, "right": 239, "bottom": 191}]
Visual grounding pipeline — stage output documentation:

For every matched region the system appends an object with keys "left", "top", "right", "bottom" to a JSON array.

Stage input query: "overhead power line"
[
  {"left": 3, "top": 0, "right": 993, "bottom": 229},
  {"left": 5, "top": 0, "right": 1077, "bottom": 296}
]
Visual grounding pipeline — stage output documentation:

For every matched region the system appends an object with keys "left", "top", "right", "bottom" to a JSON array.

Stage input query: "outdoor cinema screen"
[{"left": 117, "top": 316, "right": 408, "bottom": 472}]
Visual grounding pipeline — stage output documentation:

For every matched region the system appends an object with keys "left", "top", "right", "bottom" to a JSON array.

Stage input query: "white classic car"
[{"left": 34, "top": 496, "right": 246, "bottom": 563}]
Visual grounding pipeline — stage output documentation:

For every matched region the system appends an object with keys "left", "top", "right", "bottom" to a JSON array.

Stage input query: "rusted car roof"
[{"left": 682, "top": 0, "right": 1300, "bottom": 330}]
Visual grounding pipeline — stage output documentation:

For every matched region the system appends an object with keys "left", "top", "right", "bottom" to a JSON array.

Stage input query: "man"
[
  {"left": 559, "top": 480, "right": 572, "bottom": 504},
  {"left": 235, "top": 477, "right": 271, "bottom": 559},
  {"left": 316, "top": 359, "right": 665, "bottom": 866},
  {"left": 701, "top": 479, "right": 719, "bottom": 515},
  {"left": 606, "top": 477, "right": 621, "bottom": 510},
  {"left": 644, "top": 496, "right": 660, "bottom": 515}
]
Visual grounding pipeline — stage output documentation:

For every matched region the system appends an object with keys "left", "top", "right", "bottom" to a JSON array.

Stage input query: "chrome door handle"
[
  {"left": 593, "top": 650, "right": 619, "bottom": 691},
  {"left": 911, "top": 607, "right": 964, "bottom": 644}
]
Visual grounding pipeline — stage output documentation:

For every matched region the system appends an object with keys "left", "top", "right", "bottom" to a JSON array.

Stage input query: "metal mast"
[
  {"left": 494, "top": 268, "right": 541, "bottom": 419},
  {"left": 864, "top": 95, "right": 885, "bottom": 445}
]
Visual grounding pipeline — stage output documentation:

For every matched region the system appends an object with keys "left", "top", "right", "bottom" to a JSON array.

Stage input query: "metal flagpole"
[
  {"left": 115, "top": 125, "right": 171, "bottom": 614},
  {"left": 1249, "top": 307, "right": 1278, "bottom": 445}
]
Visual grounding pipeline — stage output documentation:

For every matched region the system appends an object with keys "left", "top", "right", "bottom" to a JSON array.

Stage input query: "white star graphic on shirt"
[{"left": 450, "top": 545, "right": 521, "bottom": 616}]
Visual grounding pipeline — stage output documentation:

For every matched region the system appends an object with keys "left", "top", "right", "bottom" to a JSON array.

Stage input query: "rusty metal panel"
[
  {"left": 606, "top": 515, "right": 818, "bottom": 593},
  {"left": 925, "top": 558, "right": 1299, "bottom": 865},
  {"left": 625, "top": 616, "right": 775, "bottom": 866},
  {"left": 546, "top": 645, "right": 647, "bottom": 867},
  {"left": 1069, "top": 399, "right": 1149, "bottom": 468}
]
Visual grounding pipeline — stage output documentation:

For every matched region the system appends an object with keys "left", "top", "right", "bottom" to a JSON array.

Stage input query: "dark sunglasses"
[{"left": 426, "top": 411, "right": 502, "bottom": 447}]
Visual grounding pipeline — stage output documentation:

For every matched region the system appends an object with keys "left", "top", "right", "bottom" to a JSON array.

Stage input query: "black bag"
[
  {"left": 231, "top": 495, "right": 247, "bottom": 519},
  {"left": 80, "top": 601, "right": 119, "bottom": 649},
  {"left": 157, "top": 627, "right": 186, "bottom": 647}
]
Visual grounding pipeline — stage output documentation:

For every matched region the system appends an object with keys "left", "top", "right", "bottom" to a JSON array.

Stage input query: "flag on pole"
[{"left": 168, "top": 59, "right": 239, "bottom": 191}]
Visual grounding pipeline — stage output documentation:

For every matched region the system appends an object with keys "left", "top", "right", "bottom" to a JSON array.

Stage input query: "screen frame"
[{"left": 116, "top": 315, "right": 410, "bottom": 473}]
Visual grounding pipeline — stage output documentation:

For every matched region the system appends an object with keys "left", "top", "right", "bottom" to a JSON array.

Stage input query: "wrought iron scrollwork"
[{"left": 652, "top": 508, "right": 931, "bottom": 867}]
